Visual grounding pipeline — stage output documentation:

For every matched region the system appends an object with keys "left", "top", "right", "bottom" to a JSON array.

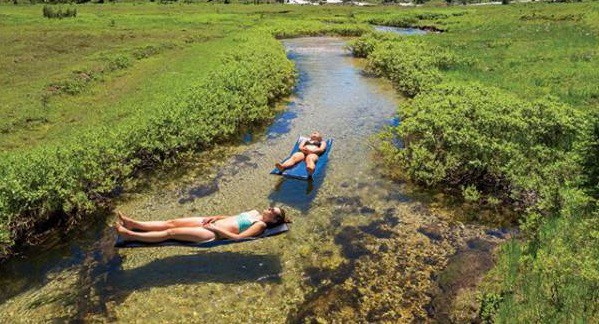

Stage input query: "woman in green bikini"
[{"left": 115, "top": 207, "right": 288, "bottom": 243}]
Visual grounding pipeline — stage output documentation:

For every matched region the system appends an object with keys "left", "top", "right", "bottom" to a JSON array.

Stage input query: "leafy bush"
[
  {"left": 346, "top": 32, "right": 398, "bottom": 58},
  {"left": 266, "top": 20, "right": 370, "bottom": 39},
  {"left": 42, "top": 5, "right": 77, "bottom": 19},
  {"left": 132, "top": 43, "right": 177, "bottom": 60},
  {"left": 46, "top": 70, "right": 96, "bottom": 96},
  {"left": 105, "top": 54, "right": 132, "bottom": 72},
  {"left": 580, "top": 112, "right": 599, "bottom": 198},
  {"left": 363, "top": 36, "right": 455, "bottom": 97},
  {"left": 0, "top": 32, "right": 295, "bottom": 257},
  {"left": 367, "top": 15, "right": 419, "bottom": 28},
  {"left": 382, "top": 83, "right": 586, "bottom": 210}
]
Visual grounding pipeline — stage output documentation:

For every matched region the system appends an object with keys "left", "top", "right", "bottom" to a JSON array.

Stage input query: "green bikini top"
[{"left": 236, "top": 212, "right": 258, "bottom": 233}]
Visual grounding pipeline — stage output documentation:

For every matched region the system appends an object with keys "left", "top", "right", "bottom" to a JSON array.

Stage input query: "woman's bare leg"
[
  {"left": 117, "top": 211, "right": 205, "bottom": 231},
  {"left": 305, "top": 154, "right": 319, "bottom": 175},
  {"left": 115, "top": 223, "right": 216, "bottom": 243},
  {"left": 276, "top": 152, "right": 305, "bottom": 171}
]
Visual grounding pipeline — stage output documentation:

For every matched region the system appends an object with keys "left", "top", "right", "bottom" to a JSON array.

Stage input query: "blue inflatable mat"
[
  {"left": 270, "top": 137, "right": 333, "bottom": 180},
  {"left": 114, "top": 224, "right": 289, "bottom": 248}
]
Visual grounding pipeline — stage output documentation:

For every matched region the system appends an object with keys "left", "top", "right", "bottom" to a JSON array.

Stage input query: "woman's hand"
[
  {"left": 203, "top": 222, "right": 221, "bottom": 233},
  {"left": 201, "top": 216, "right": 219, "bottom": 225}
]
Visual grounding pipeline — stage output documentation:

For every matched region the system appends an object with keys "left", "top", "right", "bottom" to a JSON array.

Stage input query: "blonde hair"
[{"left": 311, "top": 131, "right": 323, "bottom": 142}]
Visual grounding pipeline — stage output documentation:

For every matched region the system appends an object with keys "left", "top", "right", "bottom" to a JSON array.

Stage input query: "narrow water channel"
[{"left": 0, "top": 35, "right": 507, "bottom": 322}]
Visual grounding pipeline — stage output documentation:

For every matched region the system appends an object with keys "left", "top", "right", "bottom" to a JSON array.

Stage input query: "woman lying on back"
[
  {"left": 115, "top": 207, "right": 289, "bottom": 243},
  {"left": 275, "top": 131, "right": 327, "bottom": 176}
]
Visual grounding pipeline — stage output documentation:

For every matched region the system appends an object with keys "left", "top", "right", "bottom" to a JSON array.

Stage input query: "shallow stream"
[{"left": 0, "top": 35, "right": 509, "bottom": 322}]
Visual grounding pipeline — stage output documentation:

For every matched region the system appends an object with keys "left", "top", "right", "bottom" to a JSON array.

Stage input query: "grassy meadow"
[{"left": 0, "top": 1, "right": 597, "bottom": 322}]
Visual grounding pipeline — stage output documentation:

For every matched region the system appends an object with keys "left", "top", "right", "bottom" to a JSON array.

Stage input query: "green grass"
[
  {"left": 0, "top": 4, "right": 243, "bottom": 150},
  {"left": 428, "top": 3, "right": 599, "bottom": 109},
  {"left": 480, "top": 201, "right": 598, "bottom": 323}
]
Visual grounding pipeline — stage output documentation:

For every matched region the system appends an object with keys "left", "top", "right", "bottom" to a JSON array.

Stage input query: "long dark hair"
[{"left": 270, "top": 207, "right": 291, "bottom": 228}]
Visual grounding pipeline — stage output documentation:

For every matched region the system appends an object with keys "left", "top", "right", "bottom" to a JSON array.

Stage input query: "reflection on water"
[{"left": 373, "top": 25, "right": 429, "bottom": 35}]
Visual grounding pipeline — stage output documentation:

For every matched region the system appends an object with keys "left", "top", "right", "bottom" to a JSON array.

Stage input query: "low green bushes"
[
  {"left": 42, "top": 5, "right": 76, "bottom": 19},
  {"left": 364, "top": 10, "right": 467, "bottom": 29},
  {"left": 380, "top": 83, "right": 586, "bottom": 211},
  {"left": 367, "top": 15, "right": 418, "bottom": 28},
  {"left": 348, "top": 33, "right": 455, "bottom": 97},
  {"left": 266, "top": 20, "right": 370, "bottom": 39},
  {"left": 347, "top": 32, "right": 397, "bottom": 58},
  {"left": 0, "top": 32, "right": 295, "bottom": 257},
  {"left": 581, "top": 113, "right": 599, "bottom": 197}
]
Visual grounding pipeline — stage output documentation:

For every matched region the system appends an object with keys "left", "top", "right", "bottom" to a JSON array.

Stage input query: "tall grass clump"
[
  {"left": 480, "top": 196, "right": 598, "bottom": 323},
  {"left": 0, "top": 32, "right": 295, "bottom": 258}
]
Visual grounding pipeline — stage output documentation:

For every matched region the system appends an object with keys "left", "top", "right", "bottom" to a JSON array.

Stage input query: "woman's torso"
[
  {"left": 213, "top": 210, "right": 261, "bottom": 234},
  {"left": 304, "top": 139, "right": 323, "bottom": 154}
]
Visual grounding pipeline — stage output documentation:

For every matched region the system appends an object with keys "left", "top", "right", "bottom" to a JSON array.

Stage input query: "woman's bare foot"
[
  {"left": 275, "top": 162, "right": 285, "bottom": 172},
  {"left": 116, "top": 211, "right": 135, "bottom": 230},
  {"left": 115, "top": 222, "right": 132, "bottom": 240}
]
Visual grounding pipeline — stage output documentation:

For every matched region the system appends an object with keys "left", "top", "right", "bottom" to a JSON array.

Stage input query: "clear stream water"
[{"left": 0, "top": 34, "right": 508, "bottom": 322}]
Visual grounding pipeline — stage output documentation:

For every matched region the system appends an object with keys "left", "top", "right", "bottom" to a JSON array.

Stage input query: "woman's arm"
[
  {"left": 205, "top": 222, "right": 266, "bottom": 240},
  {"left": 299, "top": 139, "right": 310, "bottom": 154},
  {"left": 313, "top": 141, "right": 327, "bottom": 154},
  {"left": 299, "top": 139, "right": 308, "bottom": 149}
]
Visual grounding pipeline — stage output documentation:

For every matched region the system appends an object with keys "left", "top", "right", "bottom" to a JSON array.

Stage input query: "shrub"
[
  {"left": 364, "top": 37, "right": 454, "bottom": 97},
  {"left": 43, "top": 5, "right": 77, "bottom": 19},
  {"left": 105, "top": 54, "right": 132, "bottom": 72},
  {"left": 346, "top": 32, "right": 398, "bottom": 58},
  {"left": 348, "top": 34, "right": 456, "bottom": 97},
  {"left": 367, "top": 15, "right": 419, "bottom": 28},
  {"left": 580, "top": 111, "right": 599, "bottom": 198},
  {"left": 47, "top": 70, "right": 96, "bottom": 96},
  {"left": 385, "top": 83, "right": 585, "bottom": 210}
]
